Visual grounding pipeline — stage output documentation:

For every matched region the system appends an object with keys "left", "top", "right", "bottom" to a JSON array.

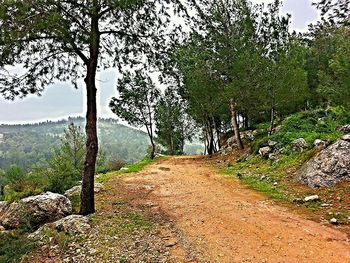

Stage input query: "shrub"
[{"left": 107, "top": 159, "right": 127, "bottom": 172}]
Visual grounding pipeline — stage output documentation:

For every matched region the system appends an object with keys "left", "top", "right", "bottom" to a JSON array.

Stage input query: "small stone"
[
  {"left": 304, "top": 195, "right": 320, "bottom": 202},
  {"left": 0, "top": 225, "right": 5, "bottom": 231},
  {"left": 273, "top": 182, "right": 278, "bottom": 186},
  {"left": 268, "top": 140, "right": 278, "bottom": 147},
  {"left": 321, "top": 203, "right": 331, "bottom": 207},
  {"left": 293, "top": 198, "right": 304, "bottom": 204},
  {"left": 341, "top": 134, "right": 350, "bottom": 142},
  {"left": 259, "top": 146, "right": 272, "bottom": 158},
  {"left": 330, "top": 218, "right": 338, "bottom": 224}
]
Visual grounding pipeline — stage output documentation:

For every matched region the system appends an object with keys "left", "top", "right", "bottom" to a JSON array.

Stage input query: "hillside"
[{"left": 0, "top": 117, "right": 149, "bottom": 171}]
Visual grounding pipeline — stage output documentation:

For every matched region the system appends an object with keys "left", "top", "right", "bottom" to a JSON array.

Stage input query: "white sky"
[{"left": 0, "top": 0, "right": 320, "bottom": 124}]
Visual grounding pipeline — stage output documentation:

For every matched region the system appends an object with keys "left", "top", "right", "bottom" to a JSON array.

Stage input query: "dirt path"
[{"left": 121, "top": 156, "right": 350, "bottom": 263}]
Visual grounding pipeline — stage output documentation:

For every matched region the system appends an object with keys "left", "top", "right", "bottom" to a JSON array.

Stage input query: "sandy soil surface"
[{"left": 121, "top": 156, "right": 350, "bottom": 263}]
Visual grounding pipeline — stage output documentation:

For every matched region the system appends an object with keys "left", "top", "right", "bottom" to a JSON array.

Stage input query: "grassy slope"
[
  {"left": 1, "top": 158, "right": 159, "bottom": 263},
  {"left": 222, "top": 107, "right": 350, "bottom": 226}
]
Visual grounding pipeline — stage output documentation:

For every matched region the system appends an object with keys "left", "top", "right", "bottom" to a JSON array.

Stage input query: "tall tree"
[
  {"left": 0, "top": 0, "right": 191, "bottom": 214},
  {"left": 155, "top": 87, "right": 194, "bottom": 155},
  {"left": 109, "top": 70, "right": 160, "bottom": 159}
]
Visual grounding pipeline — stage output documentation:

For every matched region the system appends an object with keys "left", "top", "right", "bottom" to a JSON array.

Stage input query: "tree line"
[{"left": 0, "top": 0, "right": 348, "bottom": 214}]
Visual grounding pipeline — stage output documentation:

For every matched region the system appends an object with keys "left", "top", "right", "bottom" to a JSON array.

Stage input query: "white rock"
[
  {"left": 330, "top": 218, "right": 338, "bottom": 224},
  {"left": 54, "top": 215, "right": 91, "bottom": 234},
  {"left": 259, "top": 146, "right": 272, "bottom": 158},
  {"left": 292, "top": 138, "right": 308, "bottom": 152},
  {"left": 341, "top": 134, "right": 350, "bottom": 142},
  {"left": 0, "top": 192, "right": 72, "bottom": 230},
  {"left": 304, "top": 195, "right": 320, "bottom": 202}
]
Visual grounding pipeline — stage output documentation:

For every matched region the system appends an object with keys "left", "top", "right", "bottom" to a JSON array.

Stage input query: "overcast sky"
[{"left": 0, "top": 0, "right": 320, "bottom": 124}]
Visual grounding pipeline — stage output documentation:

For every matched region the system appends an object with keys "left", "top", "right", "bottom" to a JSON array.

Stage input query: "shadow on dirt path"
[{"left": 121, "top": 156, "right": 350, "bottom": 263}]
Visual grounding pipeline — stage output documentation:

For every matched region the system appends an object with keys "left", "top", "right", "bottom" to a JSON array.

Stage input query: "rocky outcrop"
[
  {"left": 298, "top": 136, "right": 350, "bottom": 188},
  {"left": 0, "top": 202, "right": 22, "bottom": 229},
  {"left": 29, "top": 215, "right": 91, "bottom": 242},
  {"left": 0, "top": 192, "right": 72, "bottom": 230}
]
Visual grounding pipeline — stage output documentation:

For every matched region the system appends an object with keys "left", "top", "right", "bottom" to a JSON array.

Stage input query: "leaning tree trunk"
[
  {"left": 269, "top": 106, "right": 275, "bottom": 136},
  {"left": 230, "top": 98, "right": 244, "bottom": 150},
  {"left": 80, "top": 5, "right": 100, "bottom": 215}
]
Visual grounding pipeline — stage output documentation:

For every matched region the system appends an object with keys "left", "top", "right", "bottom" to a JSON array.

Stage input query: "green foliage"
[
  {"left": 0, "top": 231, "right": 37, "bottom": 263},
  {"left": 110, "top": 70, "right": 161, "bottom": 159},
  {"left": 155, "top": 87, "right": 195, "bottom": 155},
  {"left": 106, "top": 159, "right": 127, "bottom": 173},
  {"left": 251, "top": 107, "right": 349, "bottom": 153}
]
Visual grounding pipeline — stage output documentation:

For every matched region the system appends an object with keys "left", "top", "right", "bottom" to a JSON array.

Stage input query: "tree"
[
  {"left": 109, "top": 70, "right": 160, "bottom": 159},
  {"left": 155, "top": 87, "right": 194, "bottom": 155},
  {"left": 0, "top": 0, "right": 191, "bottom": 214}
]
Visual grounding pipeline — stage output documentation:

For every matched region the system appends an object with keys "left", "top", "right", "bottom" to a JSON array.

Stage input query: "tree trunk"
[
  {"left": 269, "top": 106, "right": 275, "bottom": 136},
  {"left": 80, "top": 3, "right": 99, "bottom": 215},
  {"left": 230, "top": 98, "right": 244, "bottom": 150},
  {"left": 150, "top": 138, "right": 156, "bottom": 159}
]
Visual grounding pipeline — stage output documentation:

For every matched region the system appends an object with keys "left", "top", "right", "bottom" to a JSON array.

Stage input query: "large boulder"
[
  {"left": 0, "top": 192, "right": 72, "bottom": 230},
  {"left": 29, "top": 215, "right": 91, "bottom": 241},
  {"left": 298, "top": 137, "right": 350, "bottom": 188}
]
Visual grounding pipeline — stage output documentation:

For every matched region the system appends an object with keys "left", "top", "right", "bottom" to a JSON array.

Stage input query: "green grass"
[
  {"left": 98, "top": 211, "right": 153, "bottom": 236},
  {"left": 222, "top": 151, "right": 319, "bottom": 203},
  {"left": 97, "top": 157, "right": 166, "bottom": 183},
  {"left": 0, "top": 231, "right": 37, "bottom": 263}
]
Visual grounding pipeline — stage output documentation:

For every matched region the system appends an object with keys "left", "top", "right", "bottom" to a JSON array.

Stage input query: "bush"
[
  {"left": 251, "top": 107, "right": 349, "bottom": 153},
  {"left": 0, "top": 231, "right": 37, "bottom": 263},
  {"left": 107, "top": 159, "right": 127, "bottom": 172}
]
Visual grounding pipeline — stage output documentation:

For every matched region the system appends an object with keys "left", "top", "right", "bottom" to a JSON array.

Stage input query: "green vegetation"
[
  {"left": 0, "top": 231, "right": 37, "bottom": 263},
  {"left": 251, "top": 107, "right": 350, "bottom": 153},
  {"left": 97, "top": 157, "right": 157, "bottom": 184}
]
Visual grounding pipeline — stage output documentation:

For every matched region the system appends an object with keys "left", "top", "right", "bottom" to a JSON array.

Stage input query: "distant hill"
[
  {"left": 0, "top": 117, "right": 149, "bottom": 171},
  {"left": 0, "top": 117, "right": 203, "bottom": 171}
]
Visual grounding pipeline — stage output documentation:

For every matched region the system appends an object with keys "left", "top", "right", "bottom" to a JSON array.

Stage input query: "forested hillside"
[{"left": 0, "top": 117, "right": 149, "bottom": 171}]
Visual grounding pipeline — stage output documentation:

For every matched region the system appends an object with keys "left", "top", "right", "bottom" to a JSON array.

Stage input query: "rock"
[
  {"left": 0, "top": 192, "right": 72, "bottom": 230},
  {"left": 291, "top": 138, "right": 308, "bottom": 152},
  {"left": 330, "top": 218, "right": 338, "bottom": 224},
  {"left": 65, "top": 183, "right": 105, "bottom": 197},
  {"left": 304, "top": 195, "right": 320, "bottom": 202},
  {"left": 298, "top": 139, "right": 350, "bottom": 188},
  {"left": 226, "top": 136, "right": 236, "bottom": 146},
  {"left": 65, "top": 186, "right": 81, "bottom": 197},
  {"left": 268, "top": 140, "right": 278, "bottom": 148},
  {"left": 241, "top": 130, "right": 254, "bottom": 141},
  {"left": 120, "top": 167, "right": 129, "bottom": 171},
  {"left": 338, "top": 124, "right": 350, "bottom": 133},
  {"left": 292, "top": 198, "right": 304, "bottom": 204},
  {"left": 21, "top": 192, "right": 72, "bottom": 225},
  {"left": 29, "top": 215, "right": 91, "bottom": 241},
  {"left": 53, "top": 215, "right": 91, "bottom": 234},
  {"left": 341, "top": 134, "right": 350, "bottom": 142},
  {"left": 313, "top": 139, "right": 328, "bottom": 149},
  {"left": 0, "top": 225, "right": 5, "bottom": 232},
  {"left": 259, "top": 146, "right": 272, "bottom": 158},
  {"left": 93, "top": 183, "right": 104, "bottom": 193},
  {"left": 268, "top": 153, "right": 279, "bottom": 162},
  {"left": 0, "top": 202, "right": 22, "bottom": 229}
]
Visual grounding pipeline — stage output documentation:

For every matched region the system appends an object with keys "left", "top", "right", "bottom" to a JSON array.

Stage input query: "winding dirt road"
[{"left": 121, "top": 156, "right": 350, "bottom": 263}]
